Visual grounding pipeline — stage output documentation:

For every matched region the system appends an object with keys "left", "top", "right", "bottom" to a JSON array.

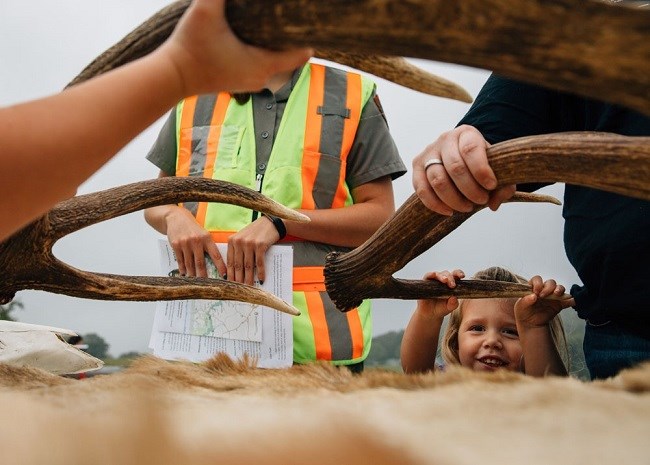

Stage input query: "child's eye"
[
  {"left": 469, "top": 325, "right": 485, "bottom": 332},
  {"left": 502, "top": 328, "right": 519, "bottom": 337}
]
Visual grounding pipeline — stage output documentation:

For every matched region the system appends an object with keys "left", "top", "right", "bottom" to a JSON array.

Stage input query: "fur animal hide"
[{"left": 0, "top": 355, "right": 648, "bottom": 465}]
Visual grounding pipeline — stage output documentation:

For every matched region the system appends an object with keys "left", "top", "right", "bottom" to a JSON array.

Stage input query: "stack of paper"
[{"left": 149, "top": 241, "right": 293, "bottom": 368}]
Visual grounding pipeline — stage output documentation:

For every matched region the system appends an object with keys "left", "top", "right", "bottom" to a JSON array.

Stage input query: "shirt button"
[
  {"left": 266, "top": 103, "right": 274, "bottom": 110},
  {"left": 261, "top": 131, "right": 269, "bottom": 139},
  {"left": 258, "top": 163, "right": 266, "bottom": 170}
]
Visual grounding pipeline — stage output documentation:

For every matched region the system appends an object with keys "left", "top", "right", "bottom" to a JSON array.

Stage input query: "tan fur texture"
[{"left": 0, "top": 355, "right": 648, "bottom": 465}]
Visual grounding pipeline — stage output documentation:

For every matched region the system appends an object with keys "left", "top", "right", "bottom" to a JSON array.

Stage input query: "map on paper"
[
  {"left": 189, "top": 299, "right": 262, "bottom": 341},
  {"left": 149, "top": 240, "right": 294, "bottom": 368},
  {"left": 168, "top": 255, "right": 263, "bottom": 340}
]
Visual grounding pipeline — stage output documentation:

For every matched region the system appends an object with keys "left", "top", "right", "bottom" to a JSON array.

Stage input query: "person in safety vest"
[
  {"left": 0, "top": 0, "right": 310, "bottom": 243},
  {"left": 144, "top": 61, "right": 406, "bottom": 371}
]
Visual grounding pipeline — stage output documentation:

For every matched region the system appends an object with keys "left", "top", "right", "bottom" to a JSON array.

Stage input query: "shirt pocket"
[{"left": 179, "top": 125, "right": 246, "bottom": 176}]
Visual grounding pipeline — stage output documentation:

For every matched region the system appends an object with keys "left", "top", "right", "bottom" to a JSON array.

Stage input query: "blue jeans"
[{"left": 583, "top": 320, "right": 650, "bottom": 380}]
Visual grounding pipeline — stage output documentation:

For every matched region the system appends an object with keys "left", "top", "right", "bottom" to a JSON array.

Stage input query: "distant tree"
[
  {"left": 118, "top": 351, "right": 142, "bottom": 360},
  {"left": 366, "top": 330, "right": 404, "bottom": 367},
  {"left": 0, "top": 300, "right": 23, "bottom": 321},
  {"left": 83, "top": 333, "right": 110, "bottom": 359}
]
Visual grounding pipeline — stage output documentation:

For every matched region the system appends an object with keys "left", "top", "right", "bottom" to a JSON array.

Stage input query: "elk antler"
[
  {"left": 324, "top": 132, "right": 650, "bottom": 311},
  {"left": 65, "top": 0, "right": 471, "bottom": 103},
  {"left": 313, "top": 51, "right": 473, "bottom": 103},
  {"left": 0, "top": 178, "right": 309, "bottom": 316},
  {"left": 66, "top": 0, "right": 649, "bottom": 113},
  {"left": 225, "top": 0, "right": 650, "bottom": 116}
]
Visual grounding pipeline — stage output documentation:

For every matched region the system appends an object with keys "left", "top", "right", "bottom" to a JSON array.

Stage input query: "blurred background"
[{"left": 0, "top": 1, "right": 585, "bottom": 375}]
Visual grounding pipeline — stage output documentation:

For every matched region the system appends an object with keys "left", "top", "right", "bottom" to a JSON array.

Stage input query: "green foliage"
[
  {"left": 118, "top": 351, "right": 143, "bottom": 360},
  {"left": 82, "top": 332, "right": 110, "bottom": 359},
  {"left": 0, "top": 300, "right": 23, "bottom": 321},
  {"left": 103, "top": 351, "right": 144, "bottom": 367},
  {"left": 365, "top": 330, "right": 404, "bottom": 368}
]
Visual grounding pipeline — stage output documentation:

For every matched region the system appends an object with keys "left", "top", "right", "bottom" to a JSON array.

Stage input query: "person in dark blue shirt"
[{"left": 412, "top": 74, "right": 650, "bottom": 379}]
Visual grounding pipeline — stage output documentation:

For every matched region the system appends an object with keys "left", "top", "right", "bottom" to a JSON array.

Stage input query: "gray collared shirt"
[{"left": 147, "top": 67, "right": 405, "bottom": 190}]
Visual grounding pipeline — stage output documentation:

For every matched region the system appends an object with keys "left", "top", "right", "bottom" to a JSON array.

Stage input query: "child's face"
[{"left": 457, "top": 298, "right": 523, "bottom": 372}]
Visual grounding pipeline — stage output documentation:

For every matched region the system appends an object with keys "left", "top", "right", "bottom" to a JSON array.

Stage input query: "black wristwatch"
[{"left": 264, "top": 214, "right": 287, "bottom": 240}]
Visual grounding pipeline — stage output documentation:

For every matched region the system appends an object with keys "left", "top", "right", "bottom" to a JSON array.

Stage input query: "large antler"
[
  {"left": 225, "top": 0, "right": 650, "bottom": 115},
  {"left": 0, "top": 178, "right": 309, "bottom": 316},
  {"left": 65, "top": 0, "right": 471, "bottom": 103},
  {"left": 325, "top": 133, "right": 650, "bottom": 310},
  {"left": 67, "top": 0, "right": 649, "bottom": 114}
]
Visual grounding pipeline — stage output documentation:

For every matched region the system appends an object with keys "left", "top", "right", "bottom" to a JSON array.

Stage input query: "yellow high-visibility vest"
[{"left": 174, "top": 63, "right": 375, "bottom": 364}]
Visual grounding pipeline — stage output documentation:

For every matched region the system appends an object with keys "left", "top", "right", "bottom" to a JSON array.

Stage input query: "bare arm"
[
  {"left": 285, "top": 176, "right": 396, "bottom": 247},
  {"left": 401, "top": 270, "right": 462, "bottom": 374},
  {"left": 227, "top": 176, "right": 397, "bottom": 285},
  {"left": 514, "top": 276, "right": 575, "bottom": 377},
  {"left": 147, "top": 174, "right": 397, "bottom": 286},
  {"left": 144, "top": 170, "right": 222, "bottom": 280},
  {"left": 0, "top": 0, "right": 311, "bottom": 242}
]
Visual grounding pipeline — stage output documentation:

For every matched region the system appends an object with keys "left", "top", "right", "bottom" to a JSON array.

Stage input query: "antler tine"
[
  {"left": 65, "top": 1, "right": 469, "bottom": 102},
  {"left": 325, "top": 193, "right": 560, "bottom": 310},
  {"left": 67, "top": 0, "right": 649, "bottom": 112},
  {"left": 24, "top": 266, "right": 300, "bottom": 316},
  {"left": 314, "top": 51, "right": 473, "bottom": 103},
  {"left": 489, "top": 133, "right": 650, "bottom": 197},
  {"left": 408, "top": 192, "right": 560, "bottom": 267},
  {"left": 0, "top": 178, "right": 306, "bottom": 316},
  {"left": 48, "top": 177, "right": 309, "bottom": 240},
  {"left": 226, "top": 0, "right": 650, "bottom": 115},
  {"left": 325, "top": 133, "right": 650, "bottom": 311}
]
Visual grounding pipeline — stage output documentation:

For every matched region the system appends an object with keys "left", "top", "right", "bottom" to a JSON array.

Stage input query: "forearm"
[
  {"left": 285, "top": 202, "right": 391, "bottom": 247},
  {"left": 400, "top": 305, "right": 444, "bottom": 374},
  {"left": 0, "top": 50, "right": 183, "bottom": 241},
  {"left": 144, "top": 204, "right": 195, "bottom": 236},
  {"left": 518, "top": 325, "right": 567, "bottom": 377},
  {"left": 284, "top": 177, "right": 395, "bottom": 247}
]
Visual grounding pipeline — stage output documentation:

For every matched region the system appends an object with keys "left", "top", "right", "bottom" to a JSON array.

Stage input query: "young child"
[
  {"left": 0, "top": 0, "right": 311, "bottom": 242},
  {"left": 400, "top": 266, "right": 574, "bottom": 377}
]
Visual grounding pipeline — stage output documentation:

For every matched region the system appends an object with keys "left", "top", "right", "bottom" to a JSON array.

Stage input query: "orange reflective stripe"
[
  {"left": 293, "top": 266, "right": 325, "bottom": 291},
  {"left": 346, "top": 309, "right": 364, "bottom": 359},
  {"left": 281, "top": 234, "right": 305, "bottom": 243},
  {"left": 301, "top": 64, "right": 325, "bottom": 210},
  {"left": 305, "top": 291, "right": 331, "bottom": 360},
  {"left": 293, "top": 283, "right": 326, "bottom": 292},
  {"left": 196, "top": 94, "right": 231, "bottom": 226},
  {"left": 209, "top": 231, "right": 236, "bottom": 243},
  {"left": 332, "top": 73, "right": 363, "bottom": 208},
  {"left": 177, "top": 96, "right": 198, "bottom": 178}
]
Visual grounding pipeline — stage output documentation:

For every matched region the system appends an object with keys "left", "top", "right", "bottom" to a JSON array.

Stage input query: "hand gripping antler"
[
  {"left": 324, "top": 132, "right": 650, "bottom": 311},
  {"left": 65, "top": 0, "right": 471, "bottom": 103},
  {"left": 0, "top": 178, "right": 309, "bottom": 316},
  {"left": 67, "top": 0, "right": 649, "bottom": 114},
  {"left": 224, "top": 0, "right": 649, "bottom": 115}
]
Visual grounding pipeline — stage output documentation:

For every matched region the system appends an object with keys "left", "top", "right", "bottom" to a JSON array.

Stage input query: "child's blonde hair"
[{"left": 440, "top": 266, "right": 569, "bottom": 371}]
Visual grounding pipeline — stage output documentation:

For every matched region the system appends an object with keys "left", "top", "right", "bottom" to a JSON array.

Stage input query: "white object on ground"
[{"left": 0, "top": 321, "right": 103, "bottom": 375}]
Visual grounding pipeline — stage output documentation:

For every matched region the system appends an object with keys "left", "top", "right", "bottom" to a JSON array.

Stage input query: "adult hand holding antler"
[
  {"left": 167, "top": 0, "right": 312, "bottom": 95},
  {"left": 412, "top": 125, "right": 516, "bottom": 215},
  {"left": 0, "top": 0, "right": 311, "bottom": 243}
]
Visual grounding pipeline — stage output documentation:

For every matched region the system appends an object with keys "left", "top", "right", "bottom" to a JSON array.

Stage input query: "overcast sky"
[{"left": 0, "top": 1, "right": 580, "bottom": 357}]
